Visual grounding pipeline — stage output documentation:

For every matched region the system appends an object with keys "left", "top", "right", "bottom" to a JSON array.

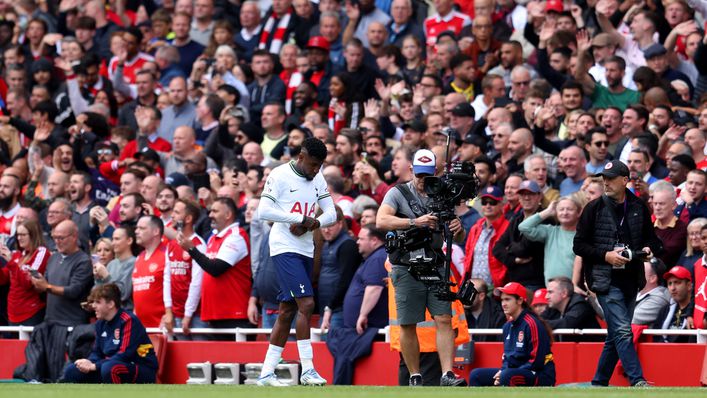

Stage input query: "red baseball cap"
[
  {"left": 532, "top": 288, "right": 549, "bottom": 306},
  {"left": 306, "top": 36, "right": 330, "bottom": 52},
  {"left": 546, "top": 0, "right": 564, "bottom": 13},
  {"left": 494, "top": 282, "right": 528, "bottom": 301},
  {"left": 663, "top": 266, "right": 692, "bottom": 282}
]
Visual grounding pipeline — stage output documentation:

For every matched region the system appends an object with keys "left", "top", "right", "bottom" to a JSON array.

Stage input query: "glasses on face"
[
  {"left": 593, "top": 141, "right": 610, "bottom": 147},
  {"left": 481, "top": 199, "right": 499, "bottom": 206},
  {"left": 97, "top": 149, "right": 112, "bottom": 155}
]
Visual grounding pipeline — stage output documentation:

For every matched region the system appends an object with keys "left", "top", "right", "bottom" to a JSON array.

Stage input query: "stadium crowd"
[{"left": 0, "top": 0, "right": 705, "bottom": 386}]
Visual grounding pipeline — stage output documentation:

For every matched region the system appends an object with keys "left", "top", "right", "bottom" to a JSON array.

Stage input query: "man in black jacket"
[
  {"left": 573, "top": 160, "right": 663, "bottom": 387},
  {"left": 541, "top": 276, "right": 600, "bottom": 342},
  {"left": 493, "top": 180, "right": 546, "bottom": 291},
  {"left": 465, "top": 279, "right": 506, "bottom": 342}
]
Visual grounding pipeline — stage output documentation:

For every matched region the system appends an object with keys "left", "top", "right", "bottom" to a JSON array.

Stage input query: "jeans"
[
  {"left": 593, "top": 285, "right": 644, "bottom": 385},
  {"left": 174, "top": 315, "right": 209, "bottom": 341},
  {"left": 319, "top": 310, "right": 343, "bottom": 341}
]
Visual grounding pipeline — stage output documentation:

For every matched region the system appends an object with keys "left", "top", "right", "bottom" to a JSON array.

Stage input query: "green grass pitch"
[{"left": 0, "top": 385, "right": 703, "bottom": 398}]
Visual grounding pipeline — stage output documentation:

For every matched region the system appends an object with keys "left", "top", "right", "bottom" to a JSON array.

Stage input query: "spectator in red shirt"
[
  {"left": 120, "top": 106, "right": 172, "bottom": 161},
  {"left": 132, "top": 215, "right": 168, "bottom": 328},
  {"left": 0, "top": 220, "right": 50, "bottom": 326}
]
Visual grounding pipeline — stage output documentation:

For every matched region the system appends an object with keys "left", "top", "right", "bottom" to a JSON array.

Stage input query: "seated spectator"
[
  {"left": 465, "top": 278, "right": 505, "bottom": 342},
  {"left": 541, "top": 276, "right": 600, "bottom": 342},
  {"left": 653, "top": 266, "right": 696, "bottom": 343},
  {"left": 633, "top": 259, "right": 670, "bottom": 329},
  {"left": 531, "top": 288, "right": 549, "bottom": 316},
  {"left": 469, "top": 282, "right": 556, "bottom": 387},
  {"left": 63, "top": 283, "right": 158, "bottom": 384}
]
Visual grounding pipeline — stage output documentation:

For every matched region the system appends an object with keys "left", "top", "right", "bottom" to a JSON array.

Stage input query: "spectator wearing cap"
[
  {"left": 465, "top": 278, "right": 506, "bottom": 342},
  {"left": 469, "top": 282, "right": 556, "bottom": 387},
  {"left": 531, "top": 288, "right": 549, "bottom": 315},
  {"left": 248, "top": 50, "right": 287, "bottom": 124},
  {"left": 157, "top": 77, "right": 197, "bottom": 143},
  {"left": 652, "top": 183, "right": 687, "bottom": 268},
  {"left": 644, "top": 43, "right": 695, "bottom": 98},
  {"left": 493, "top": 180, "right": 546, "bottom": 291},
  {"left": 401, "top": 120, "right": 427, "bottom": 150},
  {"left": 443, "top": 54, "right": 475, "bottom": 101},
  {"left": 573, "top": 159, "right": 662, "bottom": 387},
  {"left": 305, "top": 36, "right": 341, "bottom": 105},
  {"left": 386, "top": 0, "right": 425, "bottom": 48},
  {"left": 520, "top": 194, "right": 583, "bottom": 284},
  {"left": 463, "top": 185, "right": 510, "bottom": 288},
  {"left": 588, "top": 33, "right": 638, "bottom": 91},
  {"left": 653, "top": 266, "right": 695, "bottom": 343},
  {"left": 541, "top": 276, "right": 600, "bottom": 342},
  {"left": 449, "top": 104, "right": 475, "bottom": 143},
  {"left": 632, "top": 258, "right": 670, "bottom": 329},
  {"left": 459, "top": 134, "right": 486, "bottom": 163}
]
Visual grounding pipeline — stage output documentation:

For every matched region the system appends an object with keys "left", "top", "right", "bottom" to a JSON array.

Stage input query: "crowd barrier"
[{"left": 0, "top": 327, "right": 704, "bottom": 386}]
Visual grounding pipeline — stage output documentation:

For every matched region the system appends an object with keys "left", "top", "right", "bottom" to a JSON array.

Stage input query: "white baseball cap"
[{"left": 412, "top": 149, "right": 436, "bottom": 175}]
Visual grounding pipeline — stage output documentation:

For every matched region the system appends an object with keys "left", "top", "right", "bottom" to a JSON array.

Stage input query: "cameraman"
[
  {"left": 573, "top": 160, "right": 662, "bottom": 388},
  {"left": 376, "top": 149, "right": 466, "bottom": 387}
]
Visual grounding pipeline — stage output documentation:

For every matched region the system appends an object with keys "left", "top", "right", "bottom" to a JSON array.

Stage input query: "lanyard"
[{"left": 618, "top": 200, "right": 628, "bottom": 228}]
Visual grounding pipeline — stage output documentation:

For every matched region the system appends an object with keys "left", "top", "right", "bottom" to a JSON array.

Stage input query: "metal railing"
[{"left": 1, "top": 326, "right": 705, "bottom": 342}]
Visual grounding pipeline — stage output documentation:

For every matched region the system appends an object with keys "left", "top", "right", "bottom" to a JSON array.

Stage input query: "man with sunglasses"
[
  {"left": 377, "top": 149, "right": 467, "bottom": 387},
  {"left": 585, "top": 128, "right": 611, "bottom": 175}
]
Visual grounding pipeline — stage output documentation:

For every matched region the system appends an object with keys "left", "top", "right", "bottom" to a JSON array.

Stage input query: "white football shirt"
[{"left": 260, "top": 161, "right": 335, "bottom": 257}]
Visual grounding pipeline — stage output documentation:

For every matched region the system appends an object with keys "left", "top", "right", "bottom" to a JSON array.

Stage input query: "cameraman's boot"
[
  {"left": 409, "top": 374, "right": 423, "bottom": 386},
  {"left": 440, "top": 371, "right": 467, "bottom": 387}
]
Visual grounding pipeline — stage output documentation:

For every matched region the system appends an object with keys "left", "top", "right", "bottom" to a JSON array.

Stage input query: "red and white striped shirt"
[{"left": 164, "top": 235, "right": 206, "bottom": 319}]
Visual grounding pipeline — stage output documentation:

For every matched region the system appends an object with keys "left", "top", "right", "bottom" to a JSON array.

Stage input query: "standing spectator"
[
  {"left": 652, "top": 183, "right": 687, "bottom": 267},
  {"left": 177, "top": 198, "right": 253, "bottom": 335},
  {"left": 248, "top": 50, "right": 287, "bottom": 123},
  {"left": 319, "top": 207, "right": 361, "bottom": 333},
  {"left": 0, "top": 220, "right": 50, "bottom": 326},
  {"left": 235, "top": 2, "right": 262, "bottom": 63},
  {"left": 157, "top": 77, "right": 197, "bottom": 142},
  {"left": 423, "top": 0, "right": 470, "bottom": 47},
  {"left": 0, "top": 174, "right": 22, "bottom": 240},
  {"left": 343, "top": 0, "right": 391, "bottom": 49},
  {"left": 260, "top": 103, "right": 289, "bottom": 162},
  {"left": 677, "top": 170, "right": 707, "bottom": 221},
  {"left": 573, "top": 160, "right": 662, "bottom": 387},
  {"left": 93, "top": 227, "right": 138, "bottom": 310},
  {"left": 165, "top": 199, "right": 207, "bottom": 339},
  {"left": 519, "top": 196, "right": 582, "bottom": 284},
  {"left": 132, "top": 215, "right": 168, "bottom": 328},
  {"left": 558, "top": 146, "right": 588, "bottom": 196},
  {"left": 493, "top": 180, "right": 546, "bottom": 291},
  {"left": 584, "top": 128, "right": 611, "bottom": 175},
  {"left": 387, "top": 0, "right": 425, "bottom": 48},
  {"left": 190, "top": 0, "right": 215, "bottom": 46},
  {"left": 109, "top": 28, "right": 155, "bottom": 99},
  {"left": 171, "top": 13, "right": 205, "bottom": 76},
  {"left": 259, "top": 0, "right": 308, "bottom": 54},
  {"left": 464, "top": 186, "right": 510, "bottom": 288}
]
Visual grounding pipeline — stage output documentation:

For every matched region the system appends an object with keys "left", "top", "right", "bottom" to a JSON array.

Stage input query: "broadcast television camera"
[{"left": 385, "top": 152, "right": 480, "bottom": 305}]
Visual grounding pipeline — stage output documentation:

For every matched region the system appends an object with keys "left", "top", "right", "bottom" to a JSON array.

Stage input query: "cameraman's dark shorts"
[{"left": 391, "top": 266, "right": 452, "bottom": 325}]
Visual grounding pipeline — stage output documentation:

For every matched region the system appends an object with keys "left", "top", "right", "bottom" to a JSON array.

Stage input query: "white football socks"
[
  {"left": 297, "top": 339, "right": 314, "bottom": 372},
  {"left": 260, "top": 344, "right": 284, "bottom": 377}
]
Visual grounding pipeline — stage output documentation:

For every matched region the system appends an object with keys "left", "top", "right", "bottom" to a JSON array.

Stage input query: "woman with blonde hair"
[
  {"left": 0, "top": 220, "right": 50, "bottom": 326},
  {"left": 677, "top": 217, "right": 707, "bottom": 276},
  {"left": 519, "top": 195, "right": 584, "bottom": 284},
  {"left": 0, "top": 124, "right": 21, "bottom": 159}
]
